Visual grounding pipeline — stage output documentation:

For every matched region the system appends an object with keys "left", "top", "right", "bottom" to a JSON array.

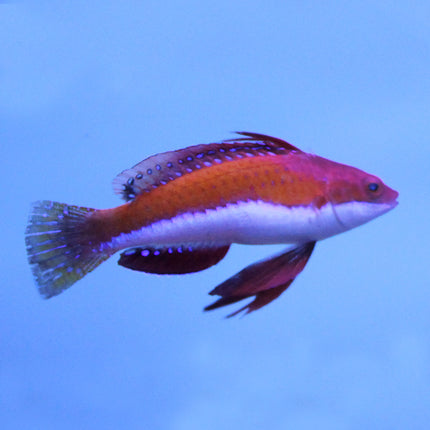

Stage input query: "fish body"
[{"left": 25, "top": 132, "right": 398, "bottom": 316}]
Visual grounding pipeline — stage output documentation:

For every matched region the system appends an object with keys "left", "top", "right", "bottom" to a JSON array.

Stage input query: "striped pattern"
[
  {"left": 25, "top": 132, "right": 398, "bottom": 312},
  {"left": 91, "top": 154, "right": 331, "bottom": 244}
]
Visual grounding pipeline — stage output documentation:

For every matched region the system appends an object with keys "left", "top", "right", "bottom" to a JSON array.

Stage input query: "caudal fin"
[{"left": 25, "top": 200, "right": 112, "bottom": 298}]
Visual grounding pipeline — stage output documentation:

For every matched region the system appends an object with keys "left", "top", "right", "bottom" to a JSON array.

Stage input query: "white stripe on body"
[{"left": 106, "top": 200, "right": 350, "bottom": 251}]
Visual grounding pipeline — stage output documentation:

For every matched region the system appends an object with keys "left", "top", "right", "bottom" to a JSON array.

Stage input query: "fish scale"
[
  {"left": 25, "top": 132, "right": 398, "bottom": 315},
  {"left": 113, "top": 132, "right": 297, "bottom": 201},
  {"left": 107, "top": 155, "right": 326, "bottom": 239}
]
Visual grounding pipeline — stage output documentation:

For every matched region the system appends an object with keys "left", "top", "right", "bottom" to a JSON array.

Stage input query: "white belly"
[{"left": 107, "top": 200, "right": 345, "bottom": 251}]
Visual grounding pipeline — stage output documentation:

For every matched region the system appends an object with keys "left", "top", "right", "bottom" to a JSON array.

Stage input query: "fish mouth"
[
  {"left": 390, "top": 199, "right": 399, "bottom": 209},
  {"left": 385, "top": 187, "right": 399, "bottom": 207}
]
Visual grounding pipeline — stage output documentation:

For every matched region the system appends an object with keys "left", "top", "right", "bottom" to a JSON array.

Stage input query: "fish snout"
[
  {"left": 381, "top": 184, "right": 399, "bottom": 208},
  {"left": 330, "top": 181, "right": 398, "bottom": 232}
]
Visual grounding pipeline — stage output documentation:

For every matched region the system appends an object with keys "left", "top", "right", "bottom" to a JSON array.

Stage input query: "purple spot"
[
  {"left": 178, "top": 159, "right": 184, "bottom": 164},
  {"left": 167, "top": 247, "right": 173, "bottom": 254},
  {"left": 147, "top": 168, "right": 153, "bottom": 175},
  {"left": 207, "top": 150, "right": 216, "bottom": 155},
  {"left": 177, "top": 247, "right": 183, "bottom": 253},
  {"left": 156, "top": 164, "right": 162, "bottom": 171},
  {"left": 136, "top": 173, "right": 143, "bottom": 179},
  {"left": 186, "top": 156, "right": 193, "bottom": 161},
  {"left": 196, "top": 153, "right": 204, "bottom": 159},
  {"left": 167, "top": 162, "right": 173, "bottom": 168},
  {"left": 153, "top": 250, "right": 160, "bottom": 256},
  {"left": 229, "top": 148, "right": 236, "bottom": 152},
  {"left": 219, "top": 148, "right": 226, "bottom": 153},
  {"left": 141, "top": 249, "right": 150, "bottom": 257},
  {"left": 127, "top": 177, "right": 134, "bottom": 185}
]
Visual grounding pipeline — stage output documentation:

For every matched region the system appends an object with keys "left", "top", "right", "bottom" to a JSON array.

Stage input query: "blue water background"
[{"left": 1, "top": 2, "right": 430, "bottom": 429}]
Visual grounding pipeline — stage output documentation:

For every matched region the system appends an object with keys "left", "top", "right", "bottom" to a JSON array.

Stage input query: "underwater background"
[{"left": 2, "top": 1, "right": 430, "bottom": 429}]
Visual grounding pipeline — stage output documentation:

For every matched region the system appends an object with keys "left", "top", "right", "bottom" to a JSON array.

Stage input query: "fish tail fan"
[{"left": 25, "top": 200, "right": 112, "bottom": 298}]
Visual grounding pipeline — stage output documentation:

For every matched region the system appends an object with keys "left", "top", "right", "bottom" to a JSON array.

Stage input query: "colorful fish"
[{"left": 25, "top": 132, "right": 398, "bottom": 316}]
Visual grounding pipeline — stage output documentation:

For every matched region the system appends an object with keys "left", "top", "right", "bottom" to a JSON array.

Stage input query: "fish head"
[{"left": 326, "top": 161, "right": 399, "bottom": 231}]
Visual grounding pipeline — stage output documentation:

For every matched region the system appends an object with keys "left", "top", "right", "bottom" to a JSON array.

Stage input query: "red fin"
[
  {"left": 204, "top": 282, "right": 292, "bottom": 316},
  {"left": 112, "top": 132, "right": 297, "bottom": 201},
  {"left": 118, "top": 245, "right": 230, "bottom": 274},
  {"left": 205, "top": 242, "right": 316, "bottom": 316},
  {"left": 226, "top": 282, "right": 292, "bottom": 318},
  {"left": 229, "top": 131, "right": 300, "bottom": 152}
]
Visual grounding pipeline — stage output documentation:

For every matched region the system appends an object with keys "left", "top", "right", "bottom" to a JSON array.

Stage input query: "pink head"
[{"left": 323, "top": 159, "right": 399, "bottom": 231}]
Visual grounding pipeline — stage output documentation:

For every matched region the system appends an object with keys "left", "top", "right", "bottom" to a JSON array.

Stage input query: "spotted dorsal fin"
[{"left": 112, "top": 132, "right": 300, "bottom": 201}]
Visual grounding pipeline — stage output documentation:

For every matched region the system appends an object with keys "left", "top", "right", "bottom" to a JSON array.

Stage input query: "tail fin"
[{"left": 25, "top": 200, "right": 112, "bottom": 298}]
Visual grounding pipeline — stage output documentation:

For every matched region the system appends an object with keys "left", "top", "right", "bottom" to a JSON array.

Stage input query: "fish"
[{"left": 25, "top": 132, "right": 398, "bottom": 316}]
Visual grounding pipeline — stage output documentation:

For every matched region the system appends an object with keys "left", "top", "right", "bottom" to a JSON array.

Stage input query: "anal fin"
[
  {"left": 205, "top": 242, "right": 316, "bottom": 317},
  {"left": 118, "top": 245, "right": 230, "bottom": 275}
]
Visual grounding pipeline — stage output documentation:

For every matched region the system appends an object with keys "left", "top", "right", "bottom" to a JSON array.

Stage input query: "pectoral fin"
[{"left": 205, "top": 241, "right": 316, "bottom": 317}]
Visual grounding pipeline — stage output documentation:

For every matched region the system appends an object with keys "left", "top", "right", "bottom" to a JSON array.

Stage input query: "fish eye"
[{"left": 368, "top": 182, "right": 379, "bottom": 192}]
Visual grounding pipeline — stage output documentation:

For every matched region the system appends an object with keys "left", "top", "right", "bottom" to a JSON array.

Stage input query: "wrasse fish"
[{"left": 25, "top": 132, "right": 398, "bottom": 316}]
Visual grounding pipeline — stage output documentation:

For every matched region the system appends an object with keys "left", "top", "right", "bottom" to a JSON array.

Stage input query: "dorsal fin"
[
  {"left": 113, "top": 132, "right": 300, "bottom": 201},
  {"left": 228, "top": 132, "right": 299, "bottom": 151}
]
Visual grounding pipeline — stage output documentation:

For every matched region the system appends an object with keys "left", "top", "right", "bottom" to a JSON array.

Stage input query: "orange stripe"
[{"left": 90, "top": 153, "right": 328, "bottom": 242}]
